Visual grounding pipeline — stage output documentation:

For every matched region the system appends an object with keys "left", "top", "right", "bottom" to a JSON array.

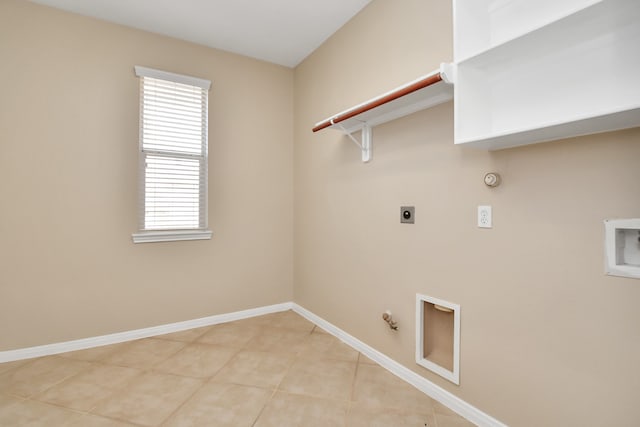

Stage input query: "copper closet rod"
[{"left": 312, "top": 72, "right": 443, "bottom": 133}]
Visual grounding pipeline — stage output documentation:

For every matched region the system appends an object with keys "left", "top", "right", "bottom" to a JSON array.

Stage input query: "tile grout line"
[
  {"left": 249, "top": 318, "right": 307, "bottom": 426},
  {"left": 431, "top": 403, "right": 440, "bottom": 427},
  {"left": 248, "top": 318, "right": 360, "bottom": 424},
  {"left": 83, "top": 364, "right": 157, "bottom": 426},
  {"left": 352, "top": 363, "right": 447, "bottom": 418},
  {"left": 249, "top": 387, "right": 279, "bottom": 427},
  {"left": 83, "top": 409, "right": 150, "bottom": 427},
  {"left": 155, "top": 336, "right": 244, "bottom": 426},
  {"left": 75, "top": 334, "right": 226, "bottom": 426},
  {"left": 86, "top": 360, "right": 151, "bottom": 417},
  {"left": 52, "top": 340, "right": 150, "bottom": 426},
  {"left": 155, "top": 378, "right": 209, "bottom": 427},
  {"left": 88, "top": 337, "right": 191, "bottom": 425},
  {"left": 23, "top": 356, "right": 95, "bottom": 406},
  {"left": 345, "top": 353, "right": 363, "bottom": 426}
]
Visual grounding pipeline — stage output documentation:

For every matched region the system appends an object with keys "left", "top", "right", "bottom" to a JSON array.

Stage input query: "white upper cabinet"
[{"left": 453, "top": 0, "right": 640, "bottom": 149}]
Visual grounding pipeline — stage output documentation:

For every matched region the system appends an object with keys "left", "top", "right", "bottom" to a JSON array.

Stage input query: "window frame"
[{"left": 132, "top": 66, "right": 212, "bottom": 244}]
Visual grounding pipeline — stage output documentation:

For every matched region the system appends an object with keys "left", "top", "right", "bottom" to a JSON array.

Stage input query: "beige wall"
[
  {"left": 0, "top": 0, "right": 293, "bottom": 350},
  {"left": 294, "top": 1, "right": 640, "bottom": 426}
]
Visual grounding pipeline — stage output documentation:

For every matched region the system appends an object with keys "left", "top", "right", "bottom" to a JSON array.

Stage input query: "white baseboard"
[
  {"left": 0, "top": 302, "right": 293, "bottom": 363},
  {"left": 1, "top": 301, "right": 506, "bottom": 427},
  {"left": 291, "top": 303, "right": 508, "bottom": 427}
]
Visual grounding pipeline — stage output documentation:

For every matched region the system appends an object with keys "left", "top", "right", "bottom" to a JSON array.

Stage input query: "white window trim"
[
  {"left": 134, "top": 66, "right": 211, "bottom": 90},
  {"left": 132, "top": 229, "right": 213, "bottom": 244},
  {"left": 132, "top": 66, "right": 212, "bottom": 244}
]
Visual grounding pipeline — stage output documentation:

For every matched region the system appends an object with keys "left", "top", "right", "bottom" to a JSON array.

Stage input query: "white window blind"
[{"left": 133, "top": 66, "right": 212, "bottom": 243}]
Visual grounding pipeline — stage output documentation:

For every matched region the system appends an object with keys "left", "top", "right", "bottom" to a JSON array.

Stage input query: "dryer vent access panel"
[{"left": 416, "top": 294, "right": 460, "bottom": 384}]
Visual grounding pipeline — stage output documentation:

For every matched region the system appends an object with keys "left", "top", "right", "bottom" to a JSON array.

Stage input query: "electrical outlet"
[{"left": 478, "top": 205, "right": 492, "bottom": 228}]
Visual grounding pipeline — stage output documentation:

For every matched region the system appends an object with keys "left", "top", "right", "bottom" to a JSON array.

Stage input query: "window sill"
[{"left": 132, "top": 229, "right": 212, "bottom": 244}]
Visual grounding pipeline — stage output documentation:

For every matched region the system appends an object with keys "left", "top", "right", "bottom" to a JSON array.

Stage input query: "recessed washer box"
[{"left": 605, "top": 219, "right": 640, "bottom": 280}]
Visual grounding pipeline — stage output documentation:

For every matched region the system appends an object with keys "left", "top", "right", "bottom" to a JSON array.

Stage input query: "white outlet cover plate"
[{"left": 478, "top": 205, "right": 492, "bottom": 228}]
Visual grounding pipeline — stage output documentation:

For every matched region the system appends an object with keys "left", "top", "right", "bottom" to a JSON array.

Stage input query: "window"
[{"left": 132, "top": 66, "right": 212, "bottom": 243}]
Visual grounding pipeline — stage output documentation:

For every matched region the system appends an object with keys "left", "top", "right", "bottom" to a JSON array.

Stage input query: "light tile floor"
[{"left": 0, "top": 311, "right": 476, "bottom": 426}]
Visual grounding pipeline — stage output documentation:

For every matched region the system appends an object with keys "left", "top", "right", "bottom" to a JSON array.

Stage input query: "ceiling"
[{"left": 29, "top": 0, "right": 372, "bottom": 68}]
